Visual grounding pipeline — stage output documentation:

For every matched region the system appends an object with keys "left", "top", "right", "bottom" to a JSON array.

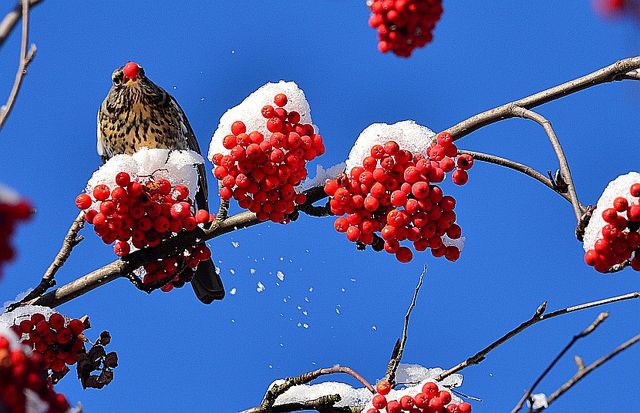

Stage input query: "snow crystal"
[
  {"left": 229, "top": 269, "right": 236, "bottom": 275},
  {"left": 250, "top": 268, "right": 256, "bottom": 274},
  {"left": 345, "top": 121, "right": 436, "bottom": 173},
  {"left": 87, "top": 148, "right": 203, "bottom": 202},
  {"left": 297, "top": 163, "right": 346, "bottom": 191},
  {"left": 231, "top": 241, "right": 240, "bottom": 248},
  {"left": 0, "top": 305, "right": 57, "bottom": 330},
  {"left": 372, "top": 325, "right": 377, "bottom": 331},
  {"left": 257, "top": 282, "right": 266, "bottom": 292},
  {"left": 0, "top": 183, "right": 21, "bottom": 204},
  {"left": 209, "top": 81, "right": 315, "bottom": 160},
  {"left": 230, "top": 288, "right": 237, "bottom": 295},
  {"left": 335, "top": 305, "right": 341, "bottom": 315},
  {"left": 276, "top": 271, "right": 285, "bottom": 281},
  {"left": 583, "top": 172, "right": 640, "bottom": 251},
  {"left": 530, "top": 393, "right": 548, "bottom": 409}
]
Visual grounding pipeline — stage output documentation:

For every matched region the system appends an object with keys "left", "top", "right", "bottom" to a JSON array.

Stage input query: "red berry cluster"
[
  {"left": 212, "top": 93, "right": 325, "bottom": 223},
  {"left": 0, "top": 195, "right": 31, "bottom": 278},
  {"left": 11, "top": 313, "right": 86, "bottom": 376},
  {"left": 75, "top": 172, "right": 212, "bottom": 291},
  {"left": 325, "top": 132, "right": 472, "bottom": 263},
  {"left": 368, "top": 0, "right": 443, "bottom": 57},
  {"left": 584, "top": 183, "right": 640, "bottom": 272},
  {"left": 368, "top": 381, "right": 472, "bottom": 413},
  {"left": 0, "top": 332, "right": 71, "bottom": 413}
]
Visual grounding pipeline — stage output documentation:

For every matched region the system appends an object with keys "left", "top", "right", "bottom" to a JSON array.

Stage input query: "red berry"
[
  {"left": 75, "top": 194, "right": 92, "bottom": 210},
  {"left": 274, "top": 93, "right": 288, "bottom": 107},
  {"left": 376, "top": 380, "right": 391, "bottom": 395}
]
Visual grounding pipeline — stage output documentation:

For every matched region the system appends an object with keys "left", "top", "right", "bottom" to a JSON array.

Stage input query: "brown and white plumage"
[{"left": 97, "top": 62, "right": 223, "bottom": 303}]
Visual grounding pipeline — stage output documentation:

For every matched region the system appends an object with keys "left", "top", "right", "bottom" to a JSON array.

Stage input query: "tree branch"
[
  {"left": 435, "top": 291, "right": 640, "bottom": 381},
  {"left": 509, "top": 107, "right": 584, "bottom": 222},
  {"left": 446, "top": 56, "right": 640, "bottom": 140},
  {"left": 0, "top": 0, "right": 42, "bottom": 49},
  {"left": 533, "top": 333, "right": 640, "bottom": 412},
  {"left": 511, "top": 312, "right": 609, "bottom": 412},
  {"left": 0, "top": 0, "right": 37, "bottom": 132},
  {"left": 385, "top": 265, "right": 427, "bottom": 386},
  {"left": 241, "top": 365, "right": 373, "bottom": 413}
]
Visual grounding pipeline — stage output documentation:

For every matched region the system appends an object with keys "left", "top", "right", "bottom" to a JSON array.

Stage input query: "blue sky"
[{"left": 1, "top": 1, "right": 639, "bottom": 412}]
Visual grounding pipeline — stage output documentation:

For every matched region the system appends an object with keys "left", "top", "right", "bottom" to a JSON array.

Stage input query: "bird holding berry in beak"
[{"left": 97, "top": 61, "right": 224, "bottom": 303}]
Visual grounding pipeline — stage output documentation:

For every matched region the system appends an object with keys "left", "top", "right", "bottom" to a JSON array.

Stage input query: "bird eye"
[{"left": 112, "top": 72, "right": 123, "bottom": 86}]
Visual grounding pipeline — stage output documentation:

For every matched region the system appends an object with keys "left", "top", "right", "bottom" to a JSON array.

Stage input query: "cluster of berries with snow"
[
  {"left": 368, "top": 380, "right": 471, "bottom": 413},
  {"left": 211, "top": 93, "right": 324, "bottom": 223},
  {"left": 75, "top": 172, "right": 212, "bottom": 291},
  {"left": 583, "top": 175, "right": 640, "bottom": 272},
  {"left": 325, "top": 132, "right": 472, "bottom": 263},
  {"left": 0, "top": 187, "right": 31, "bottom": 278},
  {"left": 368, "top": 0, "right": 443, "bottom": 57},
  {"left": 0, "top": 329, "right": 71, "bottom": 413},
  {"left": 11, "top": 313, "right": 86, "bottom": 378}
]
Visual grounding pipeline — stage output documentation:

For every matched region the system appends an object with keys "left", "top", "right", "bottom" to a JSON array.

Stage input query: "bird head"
[{"left": 111, "top": 61, "right": 146, "bottom": 87}]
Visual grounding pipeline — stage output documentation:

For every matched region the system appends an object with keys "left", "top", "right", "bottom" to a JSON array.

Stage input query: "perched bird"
[{"left": 97, "top": 61, "right": 224, "bottom": 303}]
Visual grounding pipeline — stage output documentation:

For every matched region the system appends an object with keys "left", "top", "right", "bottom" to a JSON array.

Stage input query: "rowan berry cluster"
[
  {"left": 0, "top": 331, "right": 71, "bottom": 413},
  {"left": 584, "top": 182, "right": 640, "bottom": 272},
  {"left": 368, "top": 380, "right": 472, "bottom": 413},
  {"left": 325, "top": 132, "right": 472, "bottom": 263},
  {"left": 368, "top": 0, "right": 443, "bottom": 57},
  {"left": 75, "top": 172, "right": 212, "bottom": 291},
  {"left": 212, "top": 93, "right": 324, "bottom": 223},
  {"left": 11, "top": 313, "right": 86, "bottom": 377},
  {"left": 0, "top": 193, "right": 31, "bottom": 278}
]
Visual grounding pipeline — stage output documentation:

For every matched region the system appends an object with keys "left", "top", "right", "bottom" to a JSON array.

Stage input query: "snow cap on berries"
[
  {"left": 345, "top": 121, "right": 435, "bottom": 173},
  {"left": 209, "top": 81, "right": 315, "bottom": 159},
  {"left": 0, "top": 183, "right": 22, "bottom": 205},
  {"left": 0, "top": 305, "right": 57, "bottom": 331},
  {"left": 583, "top": 172, "right": 640, "bottom": 251},
  {"left": 86, "top": 148, "right": 203, "bottom": 203}
]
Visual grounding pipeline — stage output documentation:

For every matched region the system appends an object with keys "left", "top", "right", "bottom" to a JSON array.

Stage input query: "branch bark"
[
  {"left": 0, "top": 0, "right": 42, "bottom": 49},
  {"left": 435, "top": 291, "right": 640, "bottom": 381}
]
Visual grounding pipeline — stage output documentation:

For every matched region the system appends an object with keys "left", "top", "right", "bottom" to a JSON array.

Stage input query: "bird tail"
[{"left": 190, "top": 258, "right": 225, "bottom": 304}]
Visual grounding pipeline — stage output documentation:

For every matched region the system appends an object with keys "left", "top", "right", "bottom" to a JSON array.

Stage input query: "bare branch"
[
  {"left": 457, "top": 149, "right": 573, "bottom": 204},
  {"left": 512, "top": 312, "right": 609, "bottom": 412},
  {"left": 447, "top": 57, "right": 640, "bottom": 139},
  {"left": 534, "top": 333, "right": 640, "bottom": 412},
  {"left": 385, "top": 265, "right": 427, "bottom": 385},
  {"left": 435, "top": 291, "right": 640, "bottom": 381},
  {"left": 509, "top": 107, "right": 584, "bottom": 222},
  {"left": 216, "top": 181, "right": 229, "bottom": 222},
  {"left": 0, "top": 0, "right": 37, "bottom": 132},
  {"left": 241, "top": 365, "right": 373, "bottom": 413},
  {"left": 7, "top": 212, "right": 85, "bottom": 311},
  {"left": 0, "top": 0, "right": 42, "bottom": 48}
]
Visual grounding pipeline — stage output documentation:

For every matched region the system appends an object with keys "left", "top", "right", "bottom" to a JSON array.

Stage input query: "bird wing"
[{"left": 96, "top": 102, "right": 110, "bottom": 164}]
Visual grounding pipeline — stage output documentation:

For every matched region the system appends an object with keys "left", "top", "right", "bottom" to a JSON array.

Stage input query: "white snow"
[
  {"left": 583, "top": 172, "right": 640, "bottom": 251},
  {"left": 0, "top": 183, "right": 21, "bottom": 204},
  {"left": 530, "top": 393, "right": 548, "bottom": 409},
  {"left": 230, "top": 288, "right": 237, "bottom": 295},
  {"left": 442, "top": 235, "right": 465, "bottom": 251},
  {"left": 86, "top": 148, "right": 203, "bottom": 203},
  {"left": 297, "top": 163, "right": 346, "bottom": 191},
  {"left": 273, "top": 364, "right": 464, "bottom": 409},
  {"left": 209, "top": 81, "right": 316, "bottom": 159},
  {"left": 257, "top": 281, "right": 266, "bottom": 292},
  {"left": 345, "top": 121, "right": 436, "bottom": 173},
  {"left": 0, "top": 305, "right": 57, "bottom": 330},
  {"left": 276, "top": 271, "right": 285, "bottom": 282}
]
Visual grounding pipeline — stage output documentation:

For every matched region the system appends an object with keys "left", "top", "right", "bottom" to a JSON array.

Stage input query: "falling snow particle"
[
  {"left": 230, "top": 288, "right": 237, "bottom": 295},
  {"left": 341, "top": 288, "right": 346, "bottom": 293},
  {"left": 250, "top": 268, "right": 256, "bottom": 274},
  {"left": 302, "top": 311, "right": 308, "bottom": 316},
  {"left": 372, "top": 326, "right": 377, "bottom": 331},
  {"left": 283, "top": 298, "right": 288, "bottom": 303},
  {"left": 276, "top": 271, "right": 285, "bottom": 281},
  {"left": 229, "top": 269, "right": 236, "bottom": 275},
  {"left": 350, "top": 278, "right": 356, "bottom": 282},
  {"left": 279, "top": 257, "right": 284, "bottom": 261},
  {"left": 257, "top": 282, "right": 265, "bottom": 293},
  {"left": 297, "top": 306, "right": 302, "bottom": 311},
  {"left": 336, "top": 305, "right": 341, "bottom": 315},
  {"left": 303, "top": 323, "right": 309, "bottom": 329},
  {"left": 308, "top": 287, "right": 314, "bottom": 292},
  {"left": 231, "top": 319, "right": 235, "bottom": 323},
  {"left": 231, "top": 241, "right": 240, "bottom": 248}
]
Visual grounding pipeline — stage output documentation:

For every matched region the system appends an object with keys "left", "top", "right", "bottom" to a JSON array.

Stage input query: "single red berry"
[
  {"left": 376, "top": 380, "right": 391, "bottom": 395},
  {"left": 274, "top": 93, "right": 288, "bottom": 107},
  {"left": 114, "top": 240, "right": 130, "bottom": 256},
  {"left": 452, "top": 169, "right": 468, "bottom": 185},
  {"left": 231, "top": 121, "right": 246, "bottom": 135},
  {"left": 372, "top": 394, "right": 387, "bottom": 409},
  {"left": 123, "top": 61, "right": 140, "bottom": 80},
  {"left": 115, "top": 172, "right": 131, "bottom": 187},
  {"left": 75, "top": 194, "right": 92, "bottom": 210}
]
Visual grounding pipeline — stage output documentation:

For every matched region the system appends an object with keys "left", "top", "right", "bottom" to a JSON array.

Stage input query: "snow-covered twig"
[
  {"left": 435, "top": 291, "right": 640, "bottom": 381},
  {"left": 512, "top": 312, "right": 609, "bottom": 412},
  {"left": 385, "top": 266, "right": 427, "bottom": 386},
  {"left": 533, "top": 333, "right": 640, "bottom": 412},
  {"left": 0, "top": 0, "right": 37, "bottom": 132},
  {"left": 241, "top": 366, "right": 374, "bottom": 413},
  {"left": 8, "top": 211, "right": 85, "bottom": 311}
]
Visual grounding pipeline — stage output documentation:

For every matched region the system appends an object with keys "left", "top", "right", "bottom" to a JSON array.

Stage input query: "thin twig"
[
  {"left": 435, "top": 291, "right": 640, "bottom": 381},
  {"left": 0, "top": 0, "right": 42, "bottom": 48},
  {"left": 385, "top": 265, "right": 427, "bottom": 386},
  {"left": 457, "top": 149, "right": 573, "bottom": 204},
  {"left": 7, "top": 212, "right": 85, "bottom": 311},
  {"left": 510, "top": 107, "right": 584, "bottom": 222},
  {"left": 0, "top": 0, "right": 37, "bottom": 132},
  {"left": 511, "top": 312, "right": 609, "bottom": 412},
  {"left": 216, "top": 181, "right": 229, "bottom": 222},
  {"left": 533, "top": 333, "right": 640, "bottom": 412},
  {"left": 240, "top": 366, "right": 373, "bottom": 413}
]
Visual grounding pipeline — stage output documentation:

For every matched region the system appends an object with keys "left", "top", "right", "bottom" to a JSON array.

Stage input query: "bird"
[{"left": 97, "top": 61, "right": 224, "bottom": 304}]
